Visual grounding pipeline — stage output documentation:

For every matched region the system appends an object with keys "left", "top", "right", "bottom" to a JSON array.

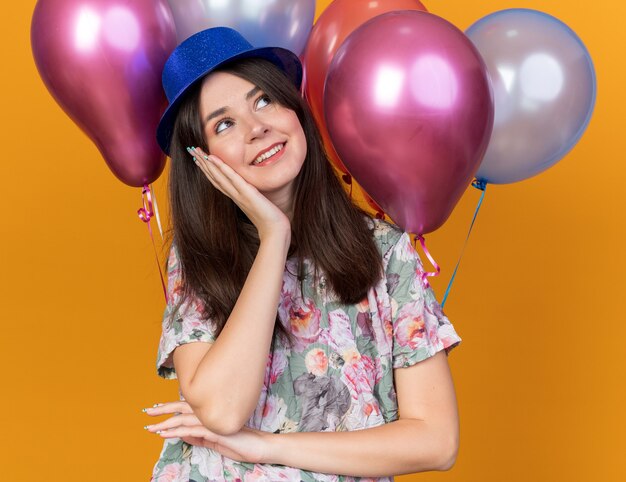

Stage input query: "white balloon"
[
  {"left": 166, "top": 0, "right": 315, "bottom": 55},
  {"left": 467, "top": 8, "right": 596, "bottom": 184}
]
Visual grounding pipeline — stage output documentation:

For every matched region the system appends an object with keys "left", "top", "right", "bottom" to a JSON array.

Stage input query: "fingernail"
[
  {"left": 186, "top": 147, "right": 191, "bottom": 152},
  {"left": 203, "top": 155, "right": 209, "bottom": 160},
  {"left": 155, "top": 430, "right": 163, "bottom": 434},
  {"left": 141, "top": 408, "right": 149, "bottom": 413},
  {"left": 153, "top": 403, "right": 163, "bottom": 408},
  {"left": 143, "top": 425, "right": 152, "bottom": 430}
]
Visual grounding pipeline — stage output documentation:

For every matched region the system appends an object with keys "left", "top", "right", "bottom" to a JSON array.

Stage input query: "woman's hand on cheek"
[
  {"left": 188, "top": 146, "right": 291, "bottom": 242},
  {"left": 143, "top": 400, "right": 269, "bottom": 464}
]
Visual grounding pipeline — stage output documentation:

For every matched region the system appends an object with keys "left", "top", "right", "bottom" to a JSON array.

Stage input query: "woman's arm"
[
  {"left": 149, "top": 351, "right": 459, "bottom": 476},
  {"left": 262, "top": 350, "right": 460, "bottom": 476},
  {"left": 175, "top": 233, "right": 290, "bottom": 435},
  {"left": 172, "top": 151, "right": 292, "bottom": 436}
]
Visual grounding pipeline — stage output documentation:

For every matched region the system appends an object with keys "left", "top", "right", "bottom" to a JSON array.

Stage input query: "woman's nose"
[{"left": 246, "top": 116, "right": 271, "bottom": 142}]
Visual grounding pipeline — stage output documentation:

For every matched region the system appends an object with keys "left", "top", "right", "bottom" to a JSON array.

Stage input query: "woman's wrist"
[
  {"left": 259, "top": 228, "right": 291, "bottom": 254},
  {"left": 259, "top": 430, "right": 282, "bottom": 465}
]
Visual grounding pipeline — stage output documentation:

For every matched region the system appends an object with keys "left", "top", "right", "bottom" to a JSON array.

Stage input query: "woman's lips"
[{"left": 252, "top": 142, "right": 286, "bottom": 167}]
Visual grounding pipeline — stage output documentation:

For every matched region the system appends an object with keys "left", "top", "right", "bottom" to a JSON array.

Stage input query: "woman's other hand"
[
  {"left": 189, "top": 146, "right": 291, "bottom": 242},
  {"left": 143, "top": 400, "right": 269, "bottom": 464}
]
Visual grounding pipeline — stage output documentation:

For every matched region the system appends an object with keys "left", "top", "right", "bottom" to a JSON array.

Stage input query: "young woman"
[{"left": 144, "top": 27, "right": 462, "bottom": 481}]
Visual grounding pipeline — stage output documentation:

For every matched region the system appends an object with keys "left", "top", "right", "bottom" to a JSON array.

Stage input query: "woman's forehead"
[{"left": 199, "top": 72, "right": 259, "bottom": 114}]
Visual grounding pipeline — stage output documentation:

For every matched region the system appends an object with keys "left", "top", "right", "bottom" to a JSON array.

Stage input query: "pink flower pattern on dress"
[
  {"left": 152, "top": 461, "right": 189, "bottom": 482},
  {"left": 343, "top": 354, "right": 377, "bottom": 397},
  {"left": 394, "top": 304, "right": 426, "bottom": 350},
  {"left": 289, "top": 298, "right": 322, "bottom": 346},
  {"left": 267, "top": 349, "right": 288, "bottom": 385},
  {"left": 305, "top": 347, "right": 329, "bottom": 376}
]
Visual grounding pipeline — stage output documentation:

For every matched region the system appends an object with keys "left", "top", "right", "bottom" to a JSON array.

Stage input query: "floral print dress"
[{"left": 151, "top": 218, "right": 462, "bottom": 482}]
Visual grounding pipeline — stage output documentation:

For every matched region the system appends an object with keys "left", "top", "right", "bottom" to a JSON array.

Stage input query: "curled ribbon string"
[
  {"left": 414, "top": 234, "right": 441, "bottom": 289},
  {"left": 138, "top": 184, "right": 168, "bottom": 302},
  {"left": 441, "top": 179, "right": 487, "bottom": 308},
  {"left": 150, "top": 183, "right": 164, "bottom": 240}
]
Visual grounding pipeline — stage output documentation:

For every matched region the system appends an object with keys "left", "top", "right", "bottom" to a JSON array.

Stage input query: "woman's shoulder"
[{"left": 362, "top": 214, "right": 406, "bottom": 256}]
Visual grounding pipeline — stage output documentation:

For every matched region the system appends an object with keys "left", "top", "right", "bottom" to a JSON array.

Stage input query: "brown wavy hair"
[{"left": 164, "top": 57, "right": 382, "bottom": 344}]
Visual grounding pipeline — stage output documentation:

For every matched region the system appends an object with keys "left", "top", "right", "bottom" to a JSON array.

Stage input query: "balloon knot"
[{"left": 472, "top": 179, "right": 487, "bottom": 191}]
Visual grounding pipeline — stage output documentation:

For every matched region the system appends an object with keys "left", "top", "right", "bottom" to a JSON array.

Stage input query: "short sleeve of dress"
[
  {"left": 156, "top": 244, "right": 218, "bottom": 379},
  {"left": 386, "top": 232, "right": 462, "bottom": 369}
]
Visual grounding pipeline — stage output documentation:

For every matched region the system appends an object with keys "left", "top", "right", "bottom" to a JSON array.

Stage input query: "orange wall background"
[{"left": 2, "top": 0, "right": 624, "bottom": 480}]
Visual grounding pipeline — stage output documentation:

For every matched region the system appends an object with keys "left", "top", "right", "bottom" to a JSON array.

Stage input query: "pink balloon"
[
  {"left": 31, "top": 0, "right": 177, "bottom": 187},
  {"left": 325, "top": 11, "right": 494, "bottom": 234}
]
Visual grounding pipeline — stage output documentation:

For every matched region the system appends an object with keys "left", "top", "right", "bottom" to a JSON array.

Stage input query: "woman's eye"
[
  {"left": 256, "top": 95, "right": 272, "bottom": 109},
  {"left": 215, "top": 119, "right": 233, "bottom": 134}
]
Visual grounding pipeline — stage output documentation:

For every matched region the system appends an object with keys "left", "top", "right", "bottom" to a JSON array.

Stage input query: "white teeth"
[{"left": 252, "top": 143, "right": 284, "bottom": 165}]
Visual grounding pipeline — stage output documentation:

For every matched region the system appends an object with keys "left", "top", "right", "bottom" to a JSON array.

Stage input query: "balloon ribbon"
[
  {"left": 441, "top": 179, "right": 487, "bottom": 308},
  {"left": 414, "top": 234, "right": 441, "bottom": 289},
  {"left": 138, "top": 184, "right": 168, "bottom": 301}
]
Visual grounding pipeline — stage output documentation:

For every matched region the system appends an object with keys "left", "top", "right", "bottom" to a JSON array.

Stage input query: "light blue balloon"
[
  {"left": 466, "top": 9, "right": 596, "bottom": 184},
  {"left": 167, "top": 0, "right": 316, "bottom": 55}
]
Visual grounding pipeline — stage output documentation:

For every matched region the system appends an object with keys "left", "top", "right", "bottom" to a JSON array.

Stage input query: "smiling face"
[{"left": 198, "top": 71, "right": 307, "bottom": 210}]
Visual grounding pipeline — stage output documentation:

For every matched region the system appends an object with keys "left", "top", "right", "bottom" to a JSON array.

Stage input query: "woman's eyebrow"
[
  {"left": 245, "top": 86, "right": 261, "bottom": 100},
  {"left": 204, "top": 86, "right": 262, "bottom": 125}
]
